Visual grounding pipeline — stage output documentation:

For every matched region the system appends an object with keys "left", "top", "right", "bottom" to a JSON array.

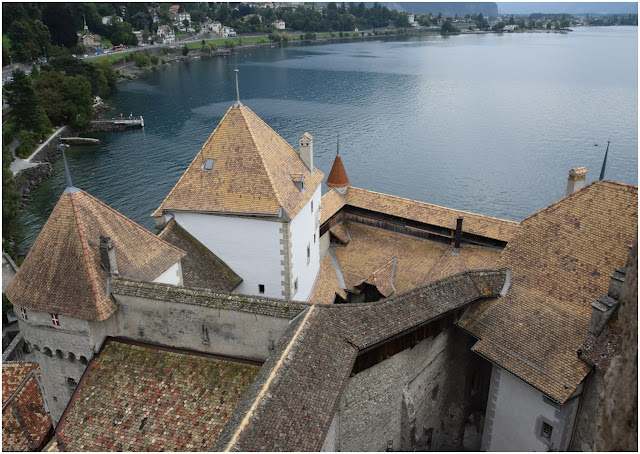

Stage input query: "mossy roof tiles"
[
  {"left": 459, "top": 181, "right": 638, "bottom": 403},
  {"left": 5, "top": 190, "right": 185, "bottom": 321},
  {"left": 55, "top": 340, "right": 260, "bottom": 451},
  {"left": 153, "top": 105, "right": 324, "bottom": 219},
  {"left": 2, "top": 362, "right": 52, "bottom": 452}
]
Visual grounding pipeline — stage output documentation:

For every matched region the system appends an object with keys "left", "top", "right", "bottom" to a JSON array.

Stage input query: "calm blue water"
[{"left": 18, "top": 27, "right": 638, "bottom": 250}]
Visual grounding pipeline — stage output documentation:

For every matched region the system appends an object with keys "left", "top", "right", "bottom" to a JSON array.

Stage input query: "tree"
[
  {"left": 492, "top": 22, "right": 506, "bottom": 32},
  {"left": 5, "top": 70, "right": 40, "bottom": 128},
  {"left": 441, "top": 18, "right": 459, "bottom": 34},
  {"left": 395, "top": 13, "right": 410, "bottom": 28},
  {"left": 560, "top": 19, "right": 570, "bottom": 29},
  {"left": 63, "top": 75, "right": 93, "bottom": 127},
  {"left": 42, "top": 4, "right": 77, "bottom": 47},
  {"left": 201, "top": 43, "right": 212, "bottom": 55},
  {"left": 133, "top": 51, "right": 152, "bottom": 68},
  {"left": 182, "top": 44, "right": 190, "bottom": 55}
]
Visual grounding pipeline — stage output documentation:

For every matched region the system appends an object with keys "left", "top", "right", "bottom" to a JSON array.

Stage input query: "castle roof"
[
  {"left": 216, "top": 269, "right": 507, "bottom": 451},
  {"left": 158, "top": 220, "right": 242, "bottom": 291},
  {"left": 6, "top": 189, "right": 185, "bottom": 321},
  {"left": 459, "top": 181, "right": 638, "bottom": 403},
  {"left": 55, "top": 339, "right": 260, "bottom": 451},
  {"left": 2, "top": 362, "right": 52, "bottom": 452},
  {"left": 326, "top": 155, "right": 350, "bottom": 188},
  {"left": 152, "top": 105, "right": 324, "bottom": 220}
]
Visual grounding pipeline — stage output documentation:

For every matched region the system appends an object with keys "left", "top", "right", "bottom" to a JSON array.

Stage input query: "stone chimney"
[
  {"left": 299, "top": 132, "right": 314, "bottom": 174},
  {"left": 587, "top": 259, "right": 629, "bottom": 337},
  {"left": 566, "top": 167, "right": 587, "bottom": 196},
  {"left": 99, "top": 236, "right": 119, "bottom": 276}
]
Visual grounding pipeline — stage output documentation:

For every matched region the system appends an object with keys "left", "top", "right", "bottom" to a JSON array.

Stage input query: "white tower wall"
[
  {"left": 289, "top": 186, "right": 322, "bottom": 301},
  {"left": 172, "top": 212, "right": 284, "bottom": 298}
]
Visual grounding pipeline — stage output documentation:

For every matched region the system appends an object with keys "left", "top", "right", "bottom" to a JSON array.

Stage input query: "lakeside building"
[
  {"left": 272, "top": 19, "right": 286, "bottom": 30},
  {"left": 4, "top": 87, "right": 637, "bottom": 451}
]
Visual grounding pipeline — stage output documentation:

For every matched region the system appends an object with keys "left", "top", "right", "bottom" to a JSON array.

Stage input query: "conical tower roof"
[
  {"left": 153, "top": 105, "right": 324, "bottom": 219},
  {"left": 6, "top": 190, "right": 185, "bottom": 321},
  {"left": 326, "top": 155, "right": 350, "bottom": 188}
]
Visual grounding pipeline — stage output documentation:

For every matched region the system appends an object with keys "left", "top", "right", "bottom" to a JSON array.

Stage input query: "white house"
[
  {"left": 153, "top": 100, "right": 324, "bottom": 301},
  {"left": 157, "top": 25, "right": 175, "bottom": 43},
  {"left": 222, "top": 26, "right": 237, "bottom": 37},
  {"left": 272, "top": 20, "right": 286, "bottom": 30}
]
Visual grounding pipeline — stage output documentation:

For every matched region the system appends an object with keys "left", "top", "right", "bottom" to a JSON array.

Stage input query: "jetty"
[
  {"left": 89, "top": 116, "right": 144, "bottom": 131},
  {"left": 60, "top": 137, "right": 101, "bottom": 146}
]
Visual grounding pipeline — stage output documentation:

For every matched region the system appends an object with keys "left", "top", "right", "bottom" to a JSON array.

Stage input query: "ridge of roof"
[
  {"left": 82, "top": 191, "right": 185, "bottom": 257},
  {"left": 348, "top": 186, "right": 520, "bottom": 225},
  {"left": 69, "top": 192, "right": 105, "bottom": 319},
  {"left": 241, "top": 106, "right": 286, "bottom": 211},
  {"left": 151, "top": 107, "right": 236, "bottom": 218},
  {"left": 519, "top": 180, "right": 638, "bottom": 224}
]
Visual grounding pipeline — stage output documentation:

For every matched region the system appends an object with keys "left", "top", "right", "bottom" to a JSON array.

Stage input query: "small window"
[
  {"left": 204, "top": 158, "right": 214, "bottom": 171},
  {"left": 314, "top": 233, "right": 316, "bottom": 244},
  {"left": 20, "top": 307, "right": 27, "bottom": 320},
  {"left": 307, "top": 244, "right": 310, "bottom": 263},
  {"left": 258, "top": 284, "right": 265, "bottom": 294},
  {"left": 51, "top": 313, "right": 60, "bottom": 326},
  {"left": 541, "top": 422, "right": 553, "bottom": 440},
  {"left": 311, "top": 201, "right": 313, "bottom": 212},
  {"left": 294, "top": 278, "right": 298, "bottom": 292}
]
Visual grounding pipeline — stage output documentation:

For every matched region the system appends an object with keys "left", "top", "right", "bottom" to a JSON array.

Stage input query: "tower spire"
[
  {"left": 233, "top": 69, "right": 243, "bottom": 108},
  {"left": 336, "top": 133, "right": 340, "bottom": 156},
  {"left": 62, "top": 149, "right": 79, "bottom": 194},
  {"left": 599, "top": 138, "right": 610, "bottom": 182}
]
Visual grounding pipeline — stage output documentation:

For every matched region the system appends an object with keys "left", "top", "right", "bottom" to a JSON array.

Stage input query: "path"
[{"left": 10, "top": 126, "right": 66, "bottom": 176}]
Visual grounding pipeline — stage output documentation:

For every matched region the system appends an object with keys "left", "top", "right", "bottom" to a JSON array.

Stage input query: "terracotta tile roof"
[
  {"left": 459, "top": 181, "right": 638, "bottom": 403},
  {"left": 5, "top": 190, "right": 185, "bottom": 321},
  {"left": 326, "top": 155, "right": 350, "bottom": 188},
  {"left": 300, "top": 132, "right": 313, "bottom": 140},
  {"left": 158, "top": 220, "right": 242, "bottom": 291},
  {"left": 219, "top": 269, "right": 507, "bottom": 451},
  {"left": 153, "top": 106, "right": 324, "bottom": 219},
  {"left": 329, "top": 221, "right": 350, "bottom": 244},
  {"left": 56, "top": 339, "right": 260, "bottom": 451},
  {"left": 316, "top": 222, "right": 502, "bottom": 302},
  {"left": 355, "top": 256, "right": 396, "bottom": 297},
  {"left": 320, "top": 188, "right": 346, "bottom": 224},
  {"left": 580, "top": 321, "right": 622, "bottom": 373},
  {"left": 309, "top": 253, "right": 346, "bottom": 302},
  {"left": 344, "top": 187, "right": 519, "bottom": 242},
  {"left": 2, "top": 362, "right": 53, "bottom": 452}
]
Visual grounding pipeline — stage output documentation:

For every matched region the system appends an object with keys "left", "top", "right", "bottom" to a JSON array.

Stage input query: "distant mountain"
[
  {"left": 380, "top": 2, "right": 499, "bottom": 17},
  {"left": 498, "top": 2, "right": 638, "bottom": 15}
]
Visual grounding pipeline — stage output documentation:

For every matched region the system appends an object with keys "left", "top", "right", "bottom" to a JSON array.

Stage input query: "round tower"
[{"left": 326, "top": 138, "right": 350, "bottom": 195}]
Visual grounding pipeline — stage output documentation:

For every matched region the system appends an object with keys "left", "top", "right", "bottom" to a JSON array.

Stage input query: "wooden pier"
[{"left": 90, "top": 116, "right": 144, "bottom": 130}]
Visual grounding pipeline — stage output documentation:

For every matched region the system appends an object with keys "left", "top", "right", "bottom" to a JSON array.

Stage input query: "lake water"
[{"left": 18, "top": 27, "right": 638, "bottom": 250}]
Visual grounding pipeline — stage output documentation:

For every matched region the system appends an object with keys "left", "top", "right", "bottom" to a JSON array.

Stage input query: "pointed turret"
[
  {"left": 6, "top": 189, "right": 185, "bottom": 321},
  {"left": 326, "top": 135, "right": 350, "bottom": 195}
]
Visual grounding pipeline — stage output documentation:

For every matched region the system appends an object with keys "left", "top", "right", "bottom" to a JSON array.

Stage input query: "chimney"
[
  {"left": 299, "top": 132, "right": 314, "bottom": 174},
  {"left": 566, "top": 167, "right": 587, "bottom": 196},
  {"left": 454, "top": 216, "right": 463, "bottom": 249},
  {"left": 587, "top": 262, "right": 628, "bottom": 336},
  {"left": 99, "top": 236, "right": 119, "bottom": 276}
]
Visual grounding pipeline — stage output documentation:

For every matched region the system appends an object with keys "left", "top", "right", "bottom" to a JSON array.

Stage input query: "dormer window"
[
  {"left": 51, "top": 313, "right": 60, "bottom": 326},
  {"left": 291, "top": 173, "right": 305, "bottom": 193}
]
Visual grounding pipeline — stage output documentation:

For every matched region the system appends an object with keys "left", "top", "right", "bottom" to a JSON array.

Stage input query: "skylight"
[{"left": 204, "top": 158, "right": 215, "bottom": 171}]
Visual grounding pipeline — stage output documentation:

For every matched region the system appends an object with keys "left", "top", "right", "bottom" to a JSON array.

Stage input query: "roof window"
[
  {"left": 204, "top": 158, "right": 215, "bottom": 171},
  {"left": 291, "top": 173, "right": 305, "bottom": 193}
]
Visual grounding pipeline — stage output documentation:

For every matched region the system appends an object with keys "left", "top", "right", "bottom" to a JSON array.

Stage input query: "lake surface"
[{"left": 18, "top": 27, "right": 638, "bottom": 250}]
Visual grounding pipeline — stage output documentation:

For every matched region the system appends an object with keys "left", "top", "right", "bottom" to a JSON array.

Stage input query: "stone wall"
[
  {"left": 569, "top": 370, "right": 604, "bottom": 451},
  {"left": 327, "top": 327, "right": 484, "bottom": 452},
  {"left": 14, "top": 163, "right": 53, "bottom": 205}
]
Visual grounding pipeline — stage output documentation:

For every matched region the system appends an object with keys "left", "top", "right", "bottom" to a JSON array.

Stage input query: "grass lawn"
[{"left": 101, "top": 37, "right": 113, "bottom": 47}]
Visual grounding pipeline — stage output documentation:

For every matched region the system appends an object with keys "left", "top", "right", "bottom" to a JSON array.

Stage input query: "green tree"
[
  {"left": 133, "top": 51, "right": 151, "bottom": 68},
  {"left": 492, "top": 22, "right": 506, "bottom": 32},
  {"left": 42, "top": 3, "right": 78, "bottom": 47},
  {"left": 201, "top": 43, "right": 212, "bottom": 55},
  {"left": 5, "top": 70, "right": 40, "bottom": 128},
  {"left": 2, "top": 145, "right": 21, "bottom": 250},
  {"left": 63, "top": 75, "right": 93, "bottom": 127},
  {"left": 441, "top": 18, "right": 459, "bottom": 34},
  {"left": 182, "top": 44, "right": 190, "bottom": 56},
  {"left": 34, "top": 69, "right": 67, "bottom": 125},
  {"left": 395, "top": 12, "right": 410, "bottom": 28}
]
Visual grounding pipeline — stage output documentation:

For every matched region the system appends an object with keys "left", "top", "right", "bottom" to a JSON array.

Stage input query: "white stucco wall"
[
  {"left": 172, "top": 212, "right": 284, "bottom": 298},
  {"left": 152, "top": 261, "right": 183, "bottom": 286},
  {"left": 482, "top": 365, "right": 582, "bottom": 451},
  {"left": 289, "top": 187, "right": 321, "bottom": 301}
]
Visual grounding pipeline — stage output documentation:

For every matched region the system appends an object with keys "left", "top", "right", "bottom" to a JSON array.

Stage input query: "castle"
[{"left": 4, "top": 88, "right": 637, "bottom": 451}]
